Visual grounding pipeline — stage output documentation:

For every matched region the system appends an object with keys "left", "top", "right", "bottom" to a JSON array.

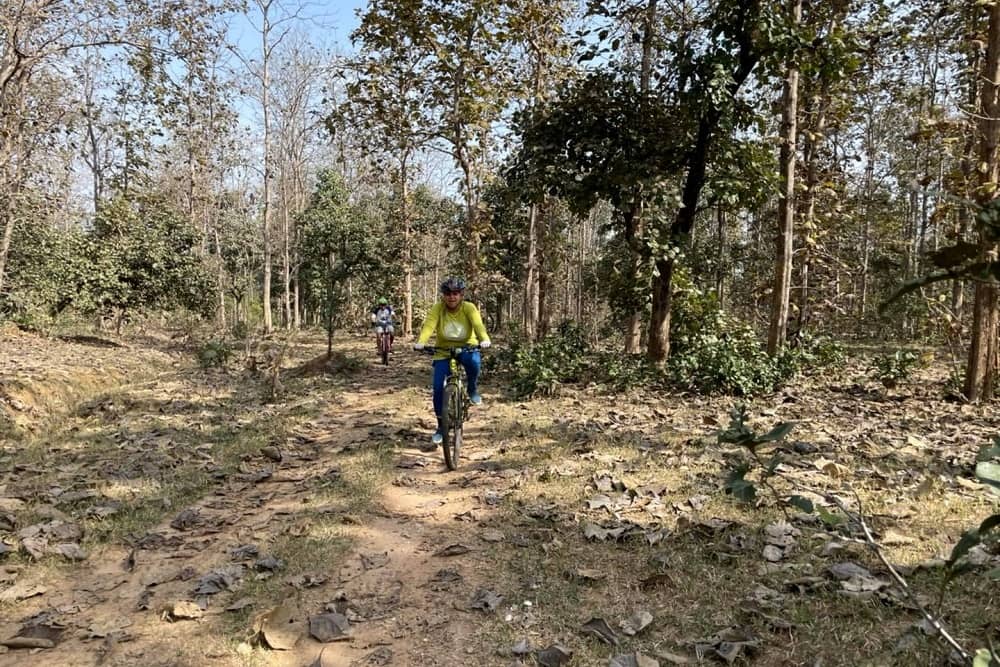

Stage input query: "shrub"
[
  {"left": 196, "top": 340, "right": 232, "bottom": 368},
  {"left": 501, "top": 322, "right": 589, "bottom": 397},
  {"left": 869, "top": 349, "right": 920, "bottom": 389},
  {"left": 593, "top": 351, "right": 661, "bottom": 391},
  {"left": 668, "top": 325, "right": 790, "bottom": 396}
]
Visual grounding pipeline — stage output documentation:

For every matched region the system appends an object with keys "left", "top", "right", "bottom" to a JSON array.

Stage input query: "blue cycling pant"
[{"left": 432, "top": 350, "right": 481, "bottom": 420}]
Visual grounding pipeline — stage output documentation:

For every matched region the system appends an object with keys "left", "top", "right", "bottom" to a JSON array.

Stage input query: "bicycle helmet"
[
  {"left": 377, "top": 297, "right": 388, "bottom": 305},
  {"left": 440, "top": 277, "right": 466, "bottom": 293}
]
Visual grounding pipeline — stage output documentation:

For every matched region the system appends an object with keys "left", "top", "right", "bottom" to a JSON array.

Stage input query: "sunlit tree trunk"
[
  {"left": 767, "top": 0, "right": 801, "bottom": 355},
  {"left": 400, "top": 152, "right": 414, "bottom": 337},
  {"left": 257, "top": 0, "right": 275, "bottom": 333},
  {"left": 966, "top": 1, "right": 1000, "bottom": 402}
]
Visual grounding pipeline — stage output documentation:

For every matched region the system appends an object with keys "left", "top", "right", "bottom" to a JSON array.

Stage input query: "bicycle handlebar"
[{"left": 415, "top": 344, "right": 483, "bottom": 356}]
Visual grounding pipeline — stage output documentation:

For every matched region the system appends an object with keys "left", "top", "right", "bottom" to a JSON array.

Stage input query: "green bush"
[
  {"left": 869, "top": 349, "right": 920, "bottom": 389},
  {"left": 668, "top": 325, "right": 788, "bottom": 396},
  {"left": 501, "top": 322, "right": 589, "bottom": 397},
  {"left": 593, "top": 351, "right": 661, "bottom": 391},
  {"left": 196, "top": 340, "right": 232, "bottom": 368}
]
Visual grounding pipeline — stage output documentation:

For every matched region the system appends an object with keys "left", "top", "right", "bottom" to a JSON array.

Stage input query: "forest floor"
[{"left": 0, "top": 323, "right": 998, "bottom": 667}]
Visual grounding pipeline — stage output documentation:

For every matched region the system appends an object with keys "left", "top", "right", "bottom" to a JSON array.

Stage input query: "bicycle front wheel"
[
  {"left": 441, "top": 384, "right": 462, "bottom": 470},
  {"left": 380, "top": 335, "right": 389, "bottom": 365}
]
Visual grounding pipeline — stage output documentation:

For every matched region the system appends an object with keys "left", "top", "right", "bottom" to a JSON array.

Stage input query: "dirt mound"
[
  {"left": 292, "top": 351, "right": 364, "bottom": 377},
  {"left": 0, "top": 327, "right": 172, "bottom": 433}
]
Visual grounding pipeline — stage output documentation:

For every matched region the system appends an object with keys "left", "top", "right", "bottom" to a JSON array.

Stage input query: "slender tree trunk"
[
  {"left": 214, "top": 228, "right": 226, "bottom": 328},
  {"left": 860, "top": 111, "right": 875, "bottom": 316},
  {"left": 954, "top": 46, "right": 982, "bottom": 324},
  {"left": 0, "top": 205, "right": 13, "bottom": 296},
  {"left": 400, "top": 153, "right": 414, "bottom": 336},
  {"left": 260, "top": 1, "right": 274, "bottom": 333},
  {"left": 281, "top": 176, "right": 292, "bottom": 329},
  {"left": 715, "top": 207, "right": 726, "bottom": 305},
  {"left": 966, "top": 1, "right": 1000, "bottom": 401},
  {"left": 767, "top": 0, "right": 801, "bottom": 355},
  {"left": 798, "top": 87, "right": 826, "bottom": 331},
  {"left": 617, "top": 0, "right": 659, "bottom": 354},
  {"left": 524, "top": 203, "right": 539, "bottom": 340}
]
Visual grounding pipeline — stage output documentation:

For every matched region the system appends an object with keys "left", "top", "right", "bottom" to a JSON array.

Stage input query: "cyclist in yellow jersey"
[{"left": 413, "top": 277, "right": 492, "bottom": 444}]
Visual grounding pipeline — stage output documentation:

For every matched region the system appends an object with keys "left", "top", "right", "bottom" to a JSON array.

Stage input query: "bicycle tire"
[
  {"left": 380, "top": 335, "right": 389, "bottom": 365},
  {"left": 441, "top": 383, "right": 461, "bottom": 470}
]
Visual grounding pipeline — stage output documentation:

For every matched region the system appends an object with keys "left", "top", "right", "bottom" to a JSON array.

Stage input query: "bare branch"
[{"left": 825, "top": 490, "right": 972, "bottom": 662}]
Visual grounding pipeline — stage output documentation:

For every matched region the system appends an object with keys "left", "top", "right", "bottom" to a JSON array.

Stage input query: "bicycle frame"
[
  {"left": 375, "top": 323, "right": 394, "bottom": 365},
  {"left": 420, "top": 344, "right": 481, "bottom": 469}
]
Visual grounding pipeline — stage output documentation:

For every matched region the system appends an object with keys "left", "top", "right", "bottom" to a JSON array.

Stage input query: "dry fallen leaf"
[
  {"left": 433, "top": 544, "right": 472, "bottom": 557},
  {"left": 581, "top": 617, "right": 620, "bottom": 646},
  {"left": 308, "top": 613, "right": 351, "bottom": 642},
  {"left": 170, "top": 601, "right": 203, "bottom": 620},
  {"left": 620, "top": 610, "right": 654, "bottom": 636},
  {"left": 253, "top": 603, "right": 301, "bottom": 650},
  {"left": 537, "top": 643, "right": 573, "bottom": 666}
]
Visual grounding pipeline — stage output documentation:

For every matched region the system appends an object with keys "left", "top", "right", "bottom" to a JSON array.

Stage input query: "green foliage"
[
  {"left": 86, "top": 195, "right": 214, "bottom": 319},
  {"left": 593, "top": 351, "right": 659, "bottom": 391},
  {"left": 511, "top": 71, "right": 686, "bottom": 214},
  {"left": 724, "top": 463, "right": 757, "bottom": 503},
  {"left": 668, "top": 324, "right": 790, "bottom": 396},
  {"left": 500, "top": 322, "right": 590, "bottom": 397},
  {"left": 297, "top": 170, "right": 379, "bottom": 333},
  {"left": 195, "top": 340, "right": 232, "bottom": 369},
  {"left": 869, "top": 349, "right": 920, "bottom": 389},
  {"left": 666, "top": 283, "right": 842, "bottom": 396},
  {"left": 717, "top": 407, "right": 798, "bottom": 508},
  {"left": 2, "top": 193, "right": 212, "bottom": 325}
]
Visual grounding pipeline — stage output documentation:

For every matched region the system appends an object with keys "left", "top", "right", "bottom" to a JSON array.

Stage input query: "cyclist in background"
[
  {"left": 413, "top": 277, "right": 491, "bottom": 444},
  {"left": 370, "top": 297, "right": 396, "bottom": 354}
]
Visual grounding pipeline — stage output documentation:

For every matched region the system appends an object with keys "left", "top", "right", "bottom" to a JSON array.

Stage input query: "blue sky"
[{"left": 227, "top": 0, "right": 369, "bottom": 58}]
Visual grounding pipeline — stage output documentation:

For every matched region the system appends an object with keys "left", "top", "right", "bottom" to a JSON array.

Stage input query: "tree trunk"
[
  {"left": 215, "top": 228, "right": 226, "bottom": 328},
  {"left": 715, "top": 207, "right": 726, "bottom": 305},
  {"left": 966, "top": 0, "right": 1000, "bottom": 402},
  {"left": 523, "top": 202, "right": 539, "bottom": 340},
  {"left": 623, "top": 205, "right": 644, "bottom": 354},
  {"left": 400, "top": 153, "right": 414, "bottom": 337},
  {"left": 798, "top": 87, "right": 826, "bottom": 331},
  {"left": 767, "top": 0, "right": 801, "bottom": 356},
  {"left": 860, "top": 106, "right": 875, "bottom": 317},
  {"left": 260, "top": 0, "right": 274, "bottom": 334},
  {"left": 0, "top": 203, "right": 13, "bottom": 297},
  {"left": 281, "top": 176, "right": 292, "bottom": 329},
  {"left": 954, "top": 45, "right": 982, "bottom": 326}
]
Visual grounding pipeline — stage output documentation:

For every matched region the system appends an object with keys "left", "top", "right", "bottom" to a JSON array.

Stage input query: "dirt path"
[
  {"left": 3, "top": 331, "right": 1000, "bottom": 666},
  {"left": 1, "top": 336, "right": 524, "bottom": 667}
]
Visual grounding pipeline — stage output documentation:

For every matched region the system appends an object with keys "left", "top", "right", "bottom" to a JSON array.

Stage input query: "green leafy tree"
[
  {"left": 511, "top": 71, "right": 685, "bottom": 350},
  {"left": 82, "top": 194, "right": 213, "bottom": 330},
  {"left": 297, "top": 170, "right": 378, "bottom": 355}
]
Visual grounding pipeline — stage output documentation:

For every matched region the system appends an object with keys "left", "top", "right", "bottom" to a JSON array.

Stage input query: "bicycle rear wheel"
[{"left": 441, "top": 384, "right": 462, "bottom": 470}]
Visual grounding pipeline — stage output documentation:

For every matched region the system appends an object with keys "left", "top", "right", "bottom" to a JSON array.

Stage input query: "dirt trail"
[
  {"left": 4, "top": 331, "right": 1000, "bottom": 666},
  {"left": 1, "top": 337, "right": 522, "bottom": 667}
]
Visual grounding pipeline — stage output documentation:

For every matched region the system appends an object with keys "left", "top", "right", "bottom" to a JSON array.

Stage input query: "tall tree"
[
  {"left": 966, "top": 1, "right": 1000, "bottom": 402},
  {"left": 348, "top": 3, "right": 438, "bottom": 336},
  {"left": 767, "top": 0, "right": 802, "bottom": 355},
  {"left": 647, "top": 0, "right": 768, "bottom": 362}
]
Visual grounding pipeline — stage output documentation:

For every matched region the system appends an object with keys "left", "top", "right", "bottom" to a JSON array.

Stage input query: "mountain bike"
[
  {"left": 375, "top": 324, "right": 394, "bottom": 365},
  {"left": 419, "top": 345, "right": 482, "bottom": 470}
]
